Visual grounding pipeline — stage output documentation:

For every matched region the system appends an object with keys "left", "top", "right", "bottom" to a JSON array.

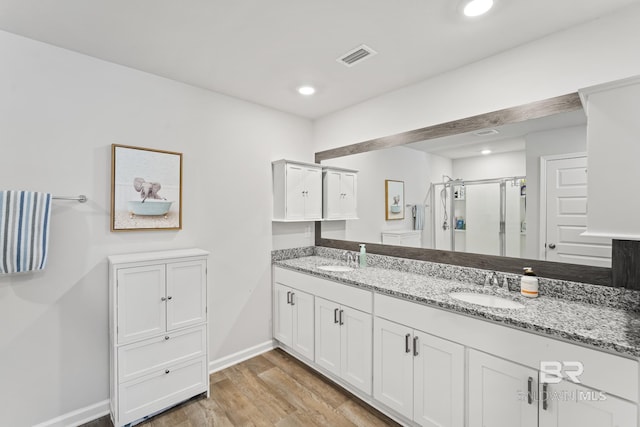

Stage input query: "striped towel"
[
  {"left": 413, "top": 204, "right": 425, "bottom": 230},
  {"left": 0, "top": 191, "right": 52, "bottom": 274}
]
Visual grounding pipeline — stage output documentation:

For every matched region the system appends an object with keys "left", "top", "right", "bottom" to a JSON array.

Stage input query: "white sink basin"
[
  {"left": 449, "top": 292, "right": 525, "bottom": 309},
  {"left": 317, "top": 265, "right": 354, "bottom": 272}
]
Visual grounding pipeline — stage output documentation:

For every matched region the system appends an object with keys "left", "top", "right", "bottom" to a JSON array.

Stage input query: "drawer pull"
[
  {"left": 165, "top": 369, "right": 170, "bottom": 374},
  {"left": 286, "top": 291, "right": 291, "bottom": 304},
  {"left": 290, "top": 293, "right": 295, "bottom": 306},
  {"left": 339, "top": 309, "right": 344, "bottom": 325},
  {"left": 527, "top": 377, "right": 533, "bottom": 404},
  {"left": 542, "top": 383, "right": 549, "bottom": 410},
  {"left": 405, "top": 334, "right": 411, "bottom": 353},
  {"left": 413, "top": 336, "right": 419, "bottom": 356},
  {"left": 334, "top": 308, "right": 339, "bottom": 324}
]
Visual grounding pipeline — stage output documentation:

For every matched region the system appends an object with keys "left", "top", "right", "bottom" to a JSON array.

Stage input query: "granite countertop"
[{"left": 274, "top": 255, "right": 640, "bottom": 358}]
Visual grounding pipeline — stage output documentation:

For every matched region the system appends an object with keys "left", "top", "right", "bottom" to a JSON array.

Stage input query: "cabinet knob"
[
  {"left": 548, "top": 243, "right": 556, "bottom": 249},
  {"left": 165, "top": 336, "right": 170, "bottom": 340},
  {"left": 165, "top": 369, "right": 170, "bottom": 374},
  {"left": 161, "top": 297, "right": 167, "bottom": 301},
  {"left": 167, "top": 296, "right": 173, "bottom": 300}
]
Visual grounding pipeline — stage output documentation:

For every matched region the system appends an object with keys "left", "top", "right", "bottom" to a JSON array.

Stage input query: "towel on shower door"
[
  {"left": 413, "top": 204, "right": 425, "bottom": 230},
  {"left": 0, "top": 191, "right": 52, "bottom": 274}
]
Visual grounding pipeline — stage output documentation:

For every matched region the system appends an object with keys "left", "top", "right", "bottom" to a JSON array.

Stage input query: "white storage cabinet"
[
  {"left": 322, "top": 166, "right": 358, "bottom": 220},
  {"left": 273, "top": 282, "right": 315, "bottom": 361},
  {"left": 109, "top": 249, "right": 209, "bottom": 427},
  {"left": 272, "top": 159, "right": 322, "bottom": 221}
]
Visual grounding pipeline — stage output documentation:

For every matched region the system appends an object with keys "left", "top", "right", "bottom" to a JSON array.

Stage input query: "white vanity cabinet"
[
  {"left": 273, "top": 283, "right": 315, "bottom": 361},
  {"left": 109, "top": 249, "right": 209, "bottom": 427},
  {"left": 322, "top": 166, "right": 358, "bottom": 220},
  {"left": 580, "top": 76, "right": 640, "bottom": 239},
  {"left": 315, "top": 296, "right": 372, "bottom": 394},
  {"left": 467, "top": 350, "right": 538, "bottom": 427},
  {"left": 272, "top": 159, "right": 322, "bottom": 221},
  {"left": 374, "top": 315, "right": 464, "bottom": 426}
]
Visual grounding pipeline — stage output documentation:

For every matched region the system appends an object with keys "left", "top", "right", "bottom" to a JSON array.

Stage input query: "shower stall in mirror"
[{"left": 429, "top": 176, "right": 526, "bottom": 257}]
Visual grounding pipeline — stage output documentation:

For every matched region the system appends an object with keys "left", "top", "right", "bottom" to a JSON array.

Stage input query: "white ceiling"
[
  {"left": 0, "top": 0, "right": 637, "bottom": 118},
  {"left": 406, "top": 110, "right": 587, "bottom": 159}
]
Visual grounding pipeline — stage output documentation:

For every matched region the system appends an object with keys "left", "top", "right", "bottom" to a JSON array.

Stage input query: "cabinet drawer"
[
  {"left": 118, "top": 325, "right": 206, "bottom": 382},
  {"left": 274, "top": 266, "right": 372, "bottom": 313},
  {"left": 118, "top": 356, "right": 208, "bottom": 425}
]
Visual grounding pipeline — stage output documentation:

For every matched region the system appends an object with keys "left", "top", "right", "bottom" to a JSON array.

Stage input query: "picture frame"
[
  {"left": 111, "top": 144, "right": 183, "bottom": 231},
  {"left": 385, "top": 179, "right": 405, "bottom": 220}
]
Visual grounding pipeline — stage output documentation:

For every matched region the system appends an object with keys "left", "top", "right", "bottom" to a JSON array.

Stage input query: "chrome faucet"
[
  {"left": 484, "top": 271, "right": 499, "bottom": 288},
  {"left": 344, "top": 251, "right": 359, "bottom": 267}
]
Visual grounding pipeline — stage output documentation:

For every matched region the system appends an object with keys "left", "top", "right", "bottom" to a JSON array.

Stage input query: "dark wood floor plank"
[
  {"left": 223, "top": 364, "right": 296, "bottom": 422},
  {"left": 259, "top": 366, "right": 357, "bottom": 427},
  {"left": 210, "top": 377, "right": 272, "bottom": 427},
  {"left": 261, "top": 349, "right": 351, "bottom": 409}
]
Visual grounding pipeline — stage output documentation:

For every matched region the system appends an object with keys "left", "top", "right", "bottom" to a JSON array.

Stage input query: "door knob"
[{"left": 548, "top": 243, "right": 556, "bottom": 249}]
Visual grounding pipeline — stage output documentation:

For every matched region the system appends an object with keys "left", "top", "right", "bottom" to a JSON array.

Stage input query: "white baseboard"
[
  {"left": 33, "top": 399, "right": 110, "bottom": 427},
  {"left": 209, "top": 339, "right": 276, "bottom": 373}
]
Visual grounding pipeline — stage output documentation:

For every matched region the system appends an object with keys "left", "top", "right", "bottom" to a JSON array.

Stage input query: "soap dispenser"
[
  {"left": 359, "top": 244, "right": 367, "bottom": 268},
  {"left": 520, "top": 267, "right": 538, "bottom": 298}
]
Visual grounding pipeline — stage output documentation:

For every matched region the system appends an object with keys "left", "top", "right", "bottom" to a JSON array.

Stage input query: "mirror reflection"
[{"left": 321, "top": 109, "right": 612, "bottom": 268}]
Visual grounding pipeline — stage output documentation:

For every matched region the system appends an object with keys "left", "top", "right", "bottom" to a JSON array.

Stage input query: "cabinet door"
[
  {"left": 273, "top": 283, "right": 293, "bottom": 347},
  {"left": 315, "top": 297, "right": 341, "bottom": 377},
  {"left": 468, "top": 350, "right": 538, "bottom": 427},
  {"left": 413, "top": 332, "right": 464, "bottom": 427},
  {"left": 117, "top": 265, "right": 166, "bottom": 344},
  {"left": 341, "top": 172, "right": 357, "bottom": 219},
  {"left": 303, "top": 167, "right": 322, "bottom": 219},
  {"left": 373, "top": 317, "right": 414, "bottom": 419},
  {"left": 340, "top": 306, "right": 372, "bottom": 394},
  {"left": 324, "top": 170, "right": 342, "bottom": 219},
  {"left": 291, "top": 289, "right": 314, "bottom": 361},
  {"left": 285, "top": 164, "right": 306, "bottom": 220},
  {"left": 539, "top": 380, "right": 637, "bottom": 427},
  {"left": 166, "top": 260, "right": 206, "bottom": 330}
]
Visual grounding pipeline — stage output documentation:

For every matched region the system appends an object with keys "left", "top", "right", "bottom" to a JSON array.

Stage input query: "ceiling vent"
[
  {"left": 473, "top": 129, "right": 499, "bottom": 136},
  {"left": 337, "top": 44, "right": 377, "bottom": 67}
]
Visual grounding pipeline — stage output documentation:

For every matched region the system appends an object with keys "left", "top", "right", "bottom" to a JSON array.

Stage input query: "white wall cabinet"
[
  {"left": 273, "top": 159, "right": 322, "bottom": 221},
  {"left": 381, "top": 230, "right": 422, "bottom": 248},
  {"left": 468, "top": 350, "right": 538, "bottom": 427},
  {"left": 373, "top": 317, "right": 464, "bottom": 426},
  {"left": 315, "top": 296, "right": 372, "bottom": 394},
  {"left": 109, "top": 249, "right": 209, "bottom": 427},
  {"left": 273, "top": 283, "right": 315, "bottom": 361},
  {"left": 580, "top": 76, "right": 640, "bottom": 239},
  {"left": 323, "top": 167, "right": 358, "bottom": 220}
]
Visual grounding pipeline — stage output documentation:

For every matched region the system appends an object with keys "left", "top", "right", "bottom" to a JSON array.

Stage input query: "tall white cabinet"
[
  {"left": 272, "top": 159, "right": 323, "bottom": 221},
  {"left": 109, "top": 249, "right": 209, "bottom": 427}
]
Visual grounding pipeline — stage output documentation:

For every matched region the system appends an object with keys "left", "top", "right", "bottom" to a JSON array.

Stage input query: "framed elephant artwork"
[
  {"left": 111, "top": 144, "right": 182, "bottom": 231},
  {"left": 385, "top": 179, "right": 404, "bottom": 220}
]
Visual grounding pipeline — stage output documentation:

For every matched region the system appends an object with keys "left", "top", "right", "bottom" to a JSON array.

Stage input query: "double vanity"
[{"left": 272, "top": 247, "right": 640, "bottom": 427}]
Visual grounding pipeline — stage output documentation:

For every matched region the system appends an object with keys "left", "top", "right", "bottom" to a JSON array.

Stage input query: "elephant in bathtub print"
[{"left": 128, "top": 177, "right": 172, "bottom": 218}]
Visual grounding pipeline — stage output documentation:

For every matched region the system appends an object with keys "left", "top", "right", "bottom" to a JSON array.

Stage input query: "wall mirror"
[{"left": 315, "top": 93, "right": 612, "bottom": 285}]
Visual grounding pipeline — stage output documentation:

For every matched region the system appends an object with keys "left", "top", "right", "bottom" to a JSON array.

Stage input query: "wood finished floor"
[{"left": 85, "top": 348, "right": 400, "bottom": 427}]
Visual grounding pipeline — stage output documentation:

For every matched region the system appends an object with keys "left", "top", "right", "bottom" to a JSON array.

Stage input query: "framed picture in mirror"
[{"left": 385, "top": 179, "right": 404, "bottom": 220}]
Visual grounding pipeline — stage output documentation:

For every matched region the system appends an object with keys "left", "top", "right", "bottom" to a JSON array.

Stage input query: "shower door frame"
[{"left": 431, "top": 175, "right": 525, "bottom": 256}]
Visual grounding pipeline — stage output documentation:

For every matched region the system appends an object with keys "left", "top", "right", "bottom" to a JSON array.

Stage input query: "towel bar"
[{"left": 52, "top": 195, "right": 87, "bottom": 203}]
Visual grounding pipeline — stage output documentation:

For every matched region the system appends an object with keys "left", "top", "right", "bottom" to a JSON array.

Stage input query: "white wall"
[
  {"left": 525, "top": 125, "right": 587, "bottom": 258},
  {"left": 0, "top": 30, "right": 313, "bottom": 427},
  {"left": 313, "top": 3, "right": 640, "bottom": 152},
  {"left": 321, "top": 147, "right": 450, "bottom": 245},
  {"left": 452, "top": 150, "right": 526, "bottom": 181}
]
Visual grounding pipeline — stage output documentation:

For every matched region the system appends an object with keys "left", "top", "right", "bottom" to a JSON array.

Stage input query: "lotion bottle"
[
  {"left": 359, "top": 244, "right": 367, "bottom": 268},
  {"left": 520, "top": 267, "right": 538, "bottom": 298}
]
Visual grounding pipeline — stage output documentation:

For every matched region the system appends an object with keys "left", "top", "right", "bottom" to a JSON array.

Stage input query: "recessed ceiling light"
[
  {"left": 481, "top": 149, "right": 492, "bottom": 155},
  {"left": 463, "top": 0, "right": 494, "bottom": 17},
  {"left": 297, "top": 85, "right": 316, "bottom": 96}
]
